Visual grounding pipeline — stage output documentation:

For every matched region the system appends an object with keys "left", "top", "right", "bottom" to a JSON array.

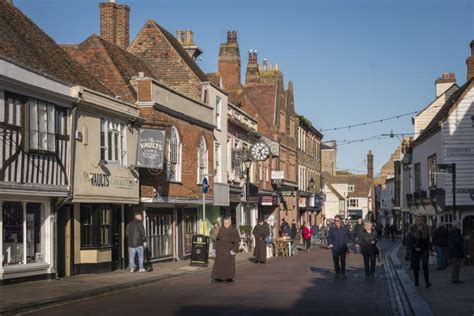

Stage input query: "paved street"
[{"left": 28, "top": 243, "right": 394, "bottom": 316}]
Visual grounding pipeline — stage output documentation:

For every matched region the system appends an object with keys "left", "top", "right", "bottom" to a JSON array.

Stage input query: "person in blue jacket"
[{"left": 328, "top": 215, "right": 356, "bottom": 279}]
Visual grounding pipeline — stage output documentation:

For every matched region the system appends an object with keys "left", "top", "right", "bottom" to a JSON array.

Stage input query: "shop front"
[
  {"left": 259, "top": 192, "right": 280, "bottom": 239},
  {"left": 64, "top": 89, "right": 140, "bottom": 276}
]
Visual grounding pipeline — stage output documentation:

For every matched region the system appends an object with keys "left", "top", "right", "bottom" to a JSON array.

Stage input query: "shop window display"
[{"left": 2, "top": 202, "right": 44, "bottom": 266}]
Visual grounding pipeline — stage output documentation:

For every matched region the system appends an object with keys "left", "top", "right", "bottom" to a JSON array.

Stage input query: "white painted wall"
[{"left": 411, "top": 130, "right": 442, "bottom": 192}]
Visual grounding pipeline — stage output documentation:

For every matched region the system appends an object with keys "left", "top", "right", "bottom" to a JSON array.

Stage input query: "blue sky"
[{"left": 14, "top": 0, "right": 474, "bottom": 173}]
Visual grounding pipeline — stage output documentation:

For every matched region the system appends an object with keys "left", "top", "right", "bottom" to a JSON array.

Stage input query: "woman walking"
[
  {"left": 408, "top": 216, "right": 432, "bottom": 288},
  {"left": 358, "top": 221, "right": 378, "bottom": 279},
  {"left": 303, "top": 222, "right": 312, "bottom": 251}
]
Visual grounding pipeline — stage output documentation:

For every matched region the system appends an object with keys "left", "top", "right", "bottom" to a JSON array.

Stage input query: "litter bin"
[{"left": 190, "top": 234, "right": 210, "bottom": 267}]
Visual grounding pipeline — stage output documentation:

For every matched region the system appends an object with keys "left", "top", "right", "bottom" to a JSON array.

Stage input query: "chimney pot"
[{"left": 467, "top": 40, "right": 474, "bottom": 81}]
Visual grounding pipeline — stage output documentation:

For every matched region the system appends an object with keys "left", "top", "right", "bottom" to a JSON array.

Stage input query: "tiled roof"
[
  {"left": 323, "top": 171, "right": 373, "bottom": 198},
  {"left": 0, "top": 1, "right": 110, "bottom": 95},
  {"left": 413, "top": 78, "right": 474, "bottom": 146},
  {"left": 63, "top": 34, "right": 156, "bottom": 103},
  {"left": 150, "top": 20, "right": 208, "bottom": 82}
]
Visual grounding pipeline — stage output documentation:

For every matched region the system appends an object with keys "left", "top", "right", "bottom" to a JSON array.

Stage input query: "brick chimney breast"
[
  {"left": 100, "top": 0, "right": 130, "bottom": 49},
  {"left": 218, "top": 31, "right": 241, "bottom": 90},
  {"left": 367, "top": 150, "right": 374, "bottom": 179},
  {"left": 467, "top": 40, "right": 474, "bottom": 81}
]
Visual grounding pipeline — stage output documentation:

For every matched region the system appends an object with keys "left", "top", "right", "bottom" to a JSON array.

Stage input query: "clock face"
[{"left": 251, "top": 142, "right": 270, "bottom": 161}]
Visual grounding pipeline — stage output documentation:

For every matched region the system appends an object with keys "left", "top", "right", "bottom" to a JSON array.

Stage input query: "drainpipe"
[{"left": 53, "top": 95, "right": 80, "bottom": 280}]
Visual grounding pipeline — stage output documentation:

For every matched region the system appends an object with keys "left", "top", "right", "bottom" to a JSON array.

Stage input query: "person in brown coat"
[
  {"left": 211, "top": 217, "right": 241, "bottom": 283},
  {"left": 253, "top": 218, "right": 270, "bottom": 264}
]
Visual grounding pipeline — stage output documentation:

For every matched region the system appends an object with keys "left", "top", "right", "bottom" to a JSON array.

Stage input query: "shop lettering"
[
  {"left": 140, "top": 141, "right": 163, "bottom": 150},
  {"left": 90, "top": 173, "right": 110, "bottom": 187}
]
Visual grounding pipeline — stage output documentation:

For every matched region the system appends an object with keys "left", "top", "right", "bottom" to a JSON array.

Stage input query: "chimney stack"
[
  {"left": 176, "top": 30, "right": 202, "bottom": 60},
  {"left": 435, "top": 72, "right": 456, "bottom": 97},
  {"left": 100, "top": 0, "right": 130, "bottom": 49},
  {"left": 467, "top": 40, "right": 474, "bottom": 81},
  {"left": 218, "top": 30, "right": 241, "bottom": 90},
  {"left": 248, "top": 50, "right": 258, "bottom": 64},
  {"left": 367, "top": 150, "right": 374, "bottom": 179},
  {"left": 245, "top": 50, "right": 260, "bottom": 83}
]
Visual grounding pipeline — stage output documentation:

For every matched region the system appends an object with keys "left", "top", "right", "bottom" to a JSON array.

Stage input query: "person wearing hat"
[{"left": 252, "top": 217, "right": 270, "bottom": 263}]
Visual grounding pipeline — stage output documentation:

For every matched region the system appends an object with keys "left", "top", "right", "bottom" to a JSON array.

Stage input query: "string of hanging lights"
[{"left": 319, "top": 111, "right": 418, "bottom": 132}]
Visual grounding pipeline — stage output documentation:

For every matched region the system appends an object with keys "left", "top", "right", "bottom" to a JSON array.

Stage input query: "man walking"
[
  {"left": 126, "top": 211, "right": 147, "bottom": 273},
  {"left": 432, "top": 223, "right": 449, "bottom": 270},
  {"left": 328, "top": 215, "right": 355, "bottom": 279}
]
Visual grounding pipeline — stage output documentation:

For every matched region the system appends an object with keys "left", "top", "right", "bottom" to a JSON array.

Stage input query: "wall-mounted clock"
[{"left": 251, "top": 142, "right": 270, "bottom": 161}]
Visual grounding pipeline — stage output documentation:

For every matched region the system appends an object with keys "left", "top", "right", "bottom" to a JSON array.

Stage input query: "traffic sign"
[{"left": 202, "top": 177, "right": 209, "bottom": 194}]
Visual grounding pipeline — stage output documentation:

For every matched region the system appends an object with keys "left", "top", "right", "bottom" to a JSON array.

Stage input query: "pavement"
[
  {"left": 20, "top": 243, "right": 392, "bottom": 316},
  {"left": 0, "top": 253, "right": 254, "bottom": 315},
  {"left": 397, "top": 244, "right": 474, "bottom": 316}
]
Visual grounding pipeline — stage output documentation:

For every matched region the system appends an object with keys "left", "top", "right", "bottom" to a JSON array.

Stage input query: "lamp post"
[
  {"left": 308, "top": 177, "right": 315, "bottom": 224},
  {"left": 244, "top": 158, "right": 253, "bottom": 226}
]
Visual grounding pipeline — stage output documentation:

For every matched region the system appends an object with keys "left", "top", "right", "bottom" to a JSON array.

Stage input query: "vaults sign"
[{"left": 137, "top": 129, "right": 165, "bottom": 169}]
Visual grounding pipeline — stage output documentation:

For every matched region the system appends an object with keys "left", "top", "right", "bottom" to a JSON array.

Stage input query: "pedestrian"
[
  {"left": 209, "top": 221, "right": 221, "bottom": 257},
  {"left": 290, "top": 219, "right": 298, "bottom": 255},
  {"left": 408, "top": 216, "right": 432, "bottom": 288},
  {"left": 279, "top": 218, "right": 291, "bottom": 237},
  {"left": 320, "top": 224, "right": 328, "bottom": 247},
  {"left": 448, "top": 220, "right": 465, "bottom": 284},
  {"left": 390, "top": 224, "right": 398, "bottom": 241},
  {"left": 432, "top": 223, "right": 449, "bottom": 269},
  {"left": 328, "top": 215, "right": 355, "bottom": 279},
  {"left": 126, "top": 211, "right": 147, "bottom": 273},
  {"left": 375, "top": 223, "right": 383, "bottom": 240},
  {"left": 211, "top": 217, "right": 241, "bottom": 283},
  {"left": 384, "top": 224, "right": 391, "bottom": 240},
  {"left": 311, "top": 222, "right": 319, "bottom": 245},
  {"left": 252, "top": 218, "right": 270, "bottom": 264},
  {"left": 358, "top": 221, "right": 378, "bottom": 279},
  {"left": 303, "top": 222, "right": 312, "bottom": 251},
  {"left": 352, "top": 218, "right": 364, "bottom": 242}
]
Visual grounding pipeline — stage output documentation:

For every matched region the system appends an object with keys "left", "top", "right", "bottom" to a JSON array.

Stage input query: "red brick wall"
[
  {"left": 139, "top": 106, "right": 214, "bottom": 200},
  {"left": 128, "top": 21, "right": 202, "bottom": 102}
]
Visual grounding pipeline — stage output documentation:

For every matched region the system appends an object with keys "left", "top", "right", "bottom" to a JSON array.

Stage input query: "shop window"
[
  {"left": 80, "top": 204, "right": 112, "bottom": 249},
  {"left": 145, "top": 211, "right": 172, "bottom": 259},
  {"left": 2, "top": 202, "right": 44, "bottom": 266},
  {"left": 100, "top": 118, "right": 127, "bottom": 165}
]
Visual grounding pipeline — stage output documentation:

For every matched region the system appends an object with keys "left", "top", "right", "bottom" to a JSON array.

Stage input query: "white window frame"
[
  {"left": 214, "top": 141, "right": 222, "bottom": 183},
  {"left": 28, "top": 99, "right": 56, "bottom": 152},
  {"left": 197, "top": 136, "right": 208, "bottom": 184},
  {"left": 100, "top": 118, "right": 127, "bottom": 165},
  {"left": 215, "top": 96, "right": 222, "bottom": 130},
  {"left": 349, "top": 198, "right": 358, "bottom": 207},
  {"left": 167, "top": 127, "right": 182, "bottom": 182},
  {"left": 348, "top": 185, "right": 355, "bottom": 192}
]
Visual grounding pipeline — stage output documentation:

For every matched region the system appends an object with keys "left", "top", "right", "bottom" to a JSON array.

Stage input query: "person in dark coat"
[
  {"left": 432, "top": 223, "right": 449, "bottom": 269},
  {"left": 252, "top": 218, "right": 270, "bottom": 264},
  {"left": 352, "top": 218, "right": 364, "bottom": 242},
  {"left": 408, "top": 216, "right": 432, "bottom": 288},
  {"left": 311, "top": 223, "right": 319, "bottom": 245},
  {"left": 448, "top": 220, "right": 465, "bottom": 284},
  {"left": 390, "top": 224, "right": 398, "bottom": 241},
  {"left": 211, "top": 218, "right": 241, "bottom": 283},
  {"left": 279, "top": 218, "right": 291, "bottom": 237},
  {"left": 358, "top": 221, "right": 378, "bottom": 279},
  {"left": 126, "top": 211, "right": 147, "bottom": 273},
  {"left": 328, "top": 215, "right": 356, "bottom": 279},
  {"left": 375, "top": 223, "right": 383, "bottom": 240},
  {"left": 290, "top": 220, "right": 298, "bottom": 255}
]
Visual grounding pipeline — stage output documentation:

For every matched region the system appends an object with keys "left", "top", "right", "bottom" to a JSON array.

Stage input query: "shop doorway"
[
  {"left": 111, "top": 206, "right": 122, "bottom": 270},
  {"left": 57, "top": 205, "right": 73, "bottom": 278}
]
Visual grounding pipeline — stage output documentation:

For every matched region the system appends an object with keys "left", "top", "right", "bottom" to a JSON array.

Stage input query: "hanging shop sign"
[
  {"left": 137, "top": 128, "right": 165, "bottom": 169},
  {"left": 298, "top": 197, "right": 307, "bottom": 208}
]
